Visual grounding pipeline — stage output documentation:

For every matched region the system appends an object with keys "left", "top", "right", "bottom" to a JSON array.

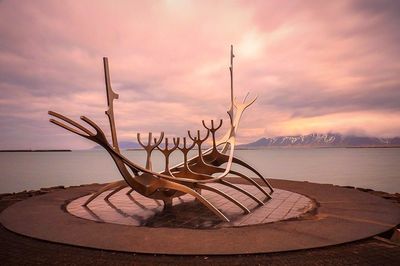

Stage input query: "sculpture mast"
[
  {"left": 220, "top": 45, "right": 236, "bottom": 153},
  {"left": 103, "top": 57, "right": 120, "bottom": 153},
  {"left": 227, "top": 45, "right": 235, "bottom": 127}
]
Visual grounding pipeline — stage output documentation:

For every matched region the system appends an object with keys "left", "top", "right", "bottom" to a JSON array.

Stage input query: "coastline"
[{"left": 0, "top": 150, "right": 72, "bottom": 152}]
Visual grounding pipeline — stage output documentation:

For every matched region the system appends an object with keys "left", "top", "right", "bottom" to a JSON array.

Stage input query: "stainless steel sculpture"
[{"left": 49, "top": 46, "right": 274, "bottom": 222}]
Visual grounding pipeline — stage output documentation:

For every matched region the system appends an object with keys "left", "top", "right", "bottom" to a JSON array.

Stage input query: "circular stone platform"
[
  {"left": 67, "top": 184, "right": 314, "bottom": 228},
  {"left": 1, "top": 178, "right": 400, "bottom": 255}
]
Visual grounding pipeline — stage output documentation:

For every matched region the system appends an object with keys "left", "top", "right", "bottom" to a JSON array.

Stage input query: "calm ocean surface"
[{"left": 1, "top": 148, "right": 399, "bottom": 194}]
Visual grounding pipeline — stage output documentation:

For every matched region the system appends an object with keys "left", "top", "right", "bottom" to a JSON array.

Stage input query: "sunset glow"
[{"left": 0, "top": 0, "right": 399, "bottom": 149}]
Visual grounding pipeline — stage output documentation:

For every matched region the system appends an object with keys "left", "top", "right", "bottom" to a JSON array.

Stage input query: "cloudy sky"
[{"left": 1, "top": 0, "right": 399, "bottom": 149}]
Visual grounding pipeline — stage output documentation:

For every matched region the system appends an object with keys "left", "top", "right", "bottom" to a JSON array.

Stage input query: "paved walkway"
[
  {"left": 1, "top": 179, "right": 399, "bottom": 256},
  {"left": 0, "top": 182, "right": 399, "bottom": 265}
]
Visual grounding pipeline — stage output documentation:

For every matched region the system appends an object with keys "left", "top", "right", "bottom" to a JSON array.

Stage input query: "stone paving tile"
[{"left": 67, "top": 184, "right": 314, "bottom": 229}]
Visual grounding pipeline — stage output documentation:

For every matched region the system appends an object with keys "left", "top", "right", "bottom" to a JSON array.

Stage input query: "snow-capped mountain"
[{"left": 237, "top": 133, "right": 400, "bottom": 148}]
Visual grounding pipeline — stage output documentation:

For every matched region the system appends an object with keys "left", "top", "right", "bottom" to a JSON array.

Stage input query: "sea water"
[{"left": 1, "top": 148, "right": 399, "bottom": 194}]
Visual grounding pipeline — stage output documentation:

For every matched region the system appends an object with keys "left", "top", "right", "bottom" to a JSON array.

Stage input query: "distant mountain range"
[
  {"left": 92, "top": 133, "right": 400, "bottom": 150},
  {"left": 237, "top": 133, "right": 400, "bottom": 149}
]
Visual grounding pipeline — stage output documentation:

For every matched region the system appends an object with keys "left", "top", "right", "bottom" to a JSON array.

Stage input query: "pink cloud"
[{"left": 0, "top": 0, "right": 399, "bottom": 149}]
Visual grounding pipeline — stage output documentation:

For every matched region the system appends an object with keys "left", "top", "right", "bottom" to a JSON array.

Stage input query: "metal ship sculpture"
[{"left": 49, "top": 46, "right": 274, "bottom": 222}]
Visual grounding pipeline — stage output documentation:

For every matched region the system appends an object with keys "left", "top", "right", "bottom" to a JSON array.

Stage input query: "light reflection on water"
[{"left": 1, "top": 148, "right": 399, "bottom": 193}]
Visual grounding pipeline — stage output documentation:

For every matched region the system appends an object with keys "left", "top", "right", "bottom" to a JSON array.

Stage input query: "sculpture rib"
[
  {"left": 195, "top": 183, "right": 250, "bottom": 214},
  {"left": 83, "top": 180, "right": 126, "bottom": 206},
  {"left": 186, "top": 127, "right": 267, "bottom": 204},
  {"left": 219, "top": 179, "right": 264, "bottom": 206},
  {"left": 104, "top": 184, "right": 126, "bottom": 201}
]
